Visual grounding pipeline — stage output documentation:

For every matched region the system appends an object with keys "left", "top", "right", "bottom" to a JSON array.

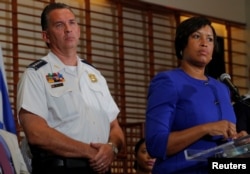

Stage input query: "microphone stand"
[{"left": 232, "top": 90, "right": 250, "bottom": 108}]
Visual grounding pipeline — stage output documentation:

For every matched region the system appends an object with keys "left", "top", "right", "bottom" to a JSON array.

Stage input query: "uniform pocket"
[{"left": 47, "top": 85, "right": 83, "bottom": 122}]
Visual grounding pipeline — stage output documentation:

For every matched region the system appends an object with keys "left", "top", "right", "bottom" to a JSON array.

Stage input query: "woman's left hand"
[{"left": 234, "top": 130, "right": 248, "bottom": 139}]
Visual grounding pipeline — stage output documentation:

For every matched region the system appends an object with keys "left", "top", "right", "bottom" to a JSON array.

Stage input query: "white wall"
[{"left": 142, "top": 0, "right": 246, "bottom": 24}]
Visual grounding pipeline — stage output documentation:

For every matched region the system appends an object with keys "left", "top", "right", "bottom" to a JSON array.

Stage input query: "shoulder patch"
[
  {"left": 27, "top": 59, "right": 47, "bottom": 70},
  {"left": 81, "top": 59, "right": 96, "bottom": 69}
]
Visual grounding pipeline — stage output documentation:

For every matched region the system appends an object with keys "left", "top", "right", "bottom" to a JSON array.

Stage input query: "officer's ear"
[
  {"left": 42, "top": 31, "right": 50, "bottom": 44},
  {"left": 42, "top": 31, "right": 50, "bottom": 48}
]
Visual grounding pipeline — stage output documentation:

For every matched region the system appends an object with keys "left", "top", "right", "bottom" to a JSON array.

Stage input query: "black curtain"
[{"left": 206, "top": 36, "right": 225, "bottom": 79}]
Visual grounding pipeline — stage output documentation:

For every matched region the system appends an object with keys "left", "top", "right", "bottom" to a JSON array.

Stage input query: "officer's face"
[{"left": 42, "top": 8, "right": 80, "bottom": 52}]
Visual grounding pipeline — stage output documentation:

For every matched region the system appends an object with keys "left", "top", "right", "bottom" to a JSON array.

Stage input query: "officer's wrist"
[{"left": 107, "top": 142, "right": 118, "bottom": 156}]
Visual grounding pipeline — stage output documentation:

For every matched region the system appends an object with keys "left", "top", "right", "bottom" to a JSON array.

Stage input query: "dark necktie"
[{"left": 0, "top": 142, "right": 13, "bottom": 174}]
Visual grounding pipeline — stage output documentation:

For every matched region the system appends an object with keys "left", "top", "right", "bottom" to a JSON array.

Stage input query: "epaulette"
[
  {"left": 81, "top": 59, "right": 96, "bottom": 69},
  {"left": 27, "top": 59, "right": 47, "bottom": 70}
]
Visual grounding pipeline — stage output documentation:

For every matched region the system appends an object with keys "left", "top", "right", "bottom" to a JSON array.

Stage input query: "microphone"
[{"left": 219, "top": 73, "right": 241, "bottom": 101}]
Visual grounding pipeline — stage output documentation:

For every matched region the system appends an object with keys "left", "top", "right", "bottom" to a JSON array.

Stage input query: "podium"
[{"left": 185, "top": 135, "right": 250, "bottom": 161}]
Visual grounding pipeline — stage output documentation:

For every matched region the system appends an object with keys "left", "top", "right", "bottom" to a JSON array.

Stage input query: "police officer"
[{"left": 17, "top": 2, "right": 124, "bottom": 174}]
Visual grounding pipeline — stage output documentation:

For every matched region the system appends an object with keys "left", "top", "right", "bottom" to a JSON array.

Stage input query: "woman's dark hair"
[
  {"left": 41, "top": 2, "right": 74, "bottom": 31},
  {"left": 175, "top": 16, "right": 218, "bottom": 60},
  {"left": 133, "top": 138, "right": 145, "bottom": 170}
]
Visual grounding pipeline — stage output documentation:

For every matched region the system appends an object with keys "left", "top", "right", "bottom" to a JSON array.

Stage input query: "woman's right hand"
[{"left": 205, "top": 120, "right": 237, "bottom": 139}]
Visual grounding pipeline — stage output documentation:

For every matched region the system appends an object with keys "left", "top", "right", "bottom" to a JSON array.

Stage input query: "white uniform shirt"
[{"left": 17, "top": 52, "right": 119, "bottom": 143}]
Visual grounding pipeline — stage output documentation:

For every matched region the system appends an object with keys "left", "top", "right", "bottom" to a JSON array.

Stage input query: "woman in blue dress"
[{"left": 145, "top": 16, "right": 247, "bottom": 174}]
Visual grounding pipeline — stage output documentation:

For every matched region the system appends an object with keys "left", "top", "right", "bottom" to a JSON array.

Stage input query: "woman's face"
[
  {"left": 182, "top": 25, "right": 214, "bottom": 67},
  {"left": 136, "top": 142, "right": 156, "bottom": 172}
]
